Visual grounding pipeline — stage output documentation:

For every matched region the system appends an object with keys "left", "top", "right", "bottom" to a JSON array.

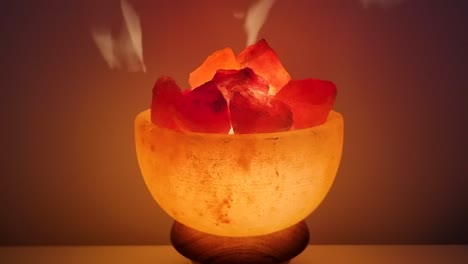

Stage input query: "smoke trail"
[
  {"left": 237, "top": 0, "right": 403, "bottom": 47},
  {"left": 91, "top": 0, "right": 146, "bottom": 72},
  {"left": 243, "top": 0, "right": 277, "bottom": 46}
]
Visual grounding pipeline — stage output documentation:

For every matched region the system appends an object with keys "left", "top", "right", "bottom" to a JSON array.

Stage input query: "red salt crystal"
[
  {"left": 275, "top": 79, "right": 337, "bottom": 129},
  {"left": 174, "top": 81, "right": 231, "bottom": 133},
  {"left": 229, "top": 89, "right": 293, "bottom": 134},
  {"left": 236, "top": 39, "right": 291, "bottom": 94},
  {"left": 189, "top": 47, "right": 240, "bottom": 89},
  {"left": 212, "top": 68, "right": 269, "bottom": 100},
  {"left": 151, "top": 76, "right": 183, "bottom": 130}
]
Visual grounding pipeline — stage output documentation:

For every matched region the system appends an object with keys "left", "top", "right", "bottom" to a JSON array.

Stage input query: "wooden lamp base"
[{"left": 170, "top": 221, "right": 309, "bottom": 264}]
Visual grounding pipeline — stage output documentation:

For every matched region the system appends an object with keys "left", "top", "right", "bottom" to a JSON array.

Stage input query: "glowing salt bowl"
[{"left": 135, "top": 108, "right": 343, "bottom": 237}]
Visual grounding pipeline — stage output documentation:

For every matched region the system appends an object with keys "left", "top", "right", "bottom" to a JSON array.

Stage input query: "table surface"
[{"left": 1, "top": 245, "right": 467, "bottom": 264}]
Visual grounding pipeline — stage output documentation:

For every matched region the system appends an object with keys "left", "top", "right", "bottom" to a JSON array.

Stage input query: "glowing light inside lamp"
[
  {"left": 135, "top": 38, "right": 343, "bottom": 239},
  {"left": 135, "top": 109, "right": 343, "bottom": 237}
]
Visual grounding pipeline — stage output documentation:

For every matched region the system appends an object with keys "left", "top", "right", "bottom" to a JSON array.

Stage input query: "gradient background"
[{"left": 1, "top": 0, "right": 467, "bottom": 245}]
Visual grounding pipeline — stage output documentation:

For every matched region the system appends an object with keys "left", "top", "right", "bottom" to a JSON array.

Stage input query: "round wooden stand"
[{"left": 170, "top": 221, "right": 309, "bottom": 264}]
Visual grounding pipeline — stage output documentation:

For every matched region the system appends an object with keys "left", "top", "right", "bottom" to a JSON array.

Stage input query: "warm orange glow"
[
  {"left": 135, "top": 109, "right": 343, "bottom": 237},
  {"left": 188, "top": 40, "right": 291, "bottom": 95},
  {"left": 237, "top": 39, "right": 291, "bottom": 94},
  {"left": 188, "top": 48, "right": 239, "bottom": 88}
]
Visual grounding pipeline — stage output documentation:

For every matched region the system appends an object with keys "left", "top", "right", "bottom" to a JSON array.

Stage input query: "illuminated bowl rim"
[{"left": 138, "top": 109, "right": 342, "bottom": 139}]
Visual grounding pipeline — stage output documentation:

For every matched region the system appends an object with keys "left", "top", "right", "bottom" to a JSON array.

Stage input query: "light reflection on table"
[{"left": 1, "top": 245, "right": 467, "bottom": 264}]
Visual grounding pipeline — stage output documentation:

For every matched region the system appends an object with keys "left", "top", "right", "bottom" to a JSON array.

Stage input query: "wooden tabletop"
[{"left": 1, "top": 245, "right": 467, "bottom": 264}]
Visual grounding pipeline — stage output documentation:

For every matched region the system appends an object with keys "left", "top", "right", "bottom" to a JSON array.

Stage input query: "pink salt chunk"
[
  {"left": 236, "top": 39, "right": 291, "bottom": 94},
  {"left": 275, "top": 79, "right": 337, "bottom": 129},
  {"left": 229, "top": 90, "right": 293, "bottom": 134},
  {"left": 175, "top": 81, "right": 231, "bottom": 133},
  {"left": 188, "top": 47, "right": 239, "bottom": 89},
  {"left": 212, "top": 68, "right": 269, "bottom": 100},
  {"left": 151, "top": 76, "right": 183, "bottom": 130}
]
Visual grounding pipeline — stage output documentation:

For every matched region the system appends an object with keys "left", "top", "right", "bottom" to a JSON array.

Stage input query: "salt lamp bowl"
[{"left": 135, "top": 109, "right": 343, "bottom": 237}]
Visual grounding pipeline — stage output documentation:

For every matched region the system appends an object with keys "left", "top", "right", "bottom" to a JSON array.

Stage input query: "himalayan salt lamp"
[
  {"left": 135, "top": 109, "right": 343, "bottom": 263},
  {"left": 135, "top": 39, "right": 343, "bottom": 264}
]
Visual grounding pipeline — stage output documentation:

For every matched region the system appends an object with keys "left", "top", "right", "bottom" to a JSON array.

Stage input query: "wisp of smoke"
[
  {"left": 237, "top": 0, "right": 403, "bottom": 48},
  {"left": 243, "top": 0, "right": 277, "bottom": 46},
  {"left": 91, "top": 0, "right": 146, "bottom": 72}
]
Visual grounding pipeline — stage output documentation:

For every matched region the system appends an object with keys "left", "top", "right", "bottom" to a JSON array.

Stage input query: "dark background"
[{"left": 1, "top": 0, "right": 467, "bottom": 245}]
